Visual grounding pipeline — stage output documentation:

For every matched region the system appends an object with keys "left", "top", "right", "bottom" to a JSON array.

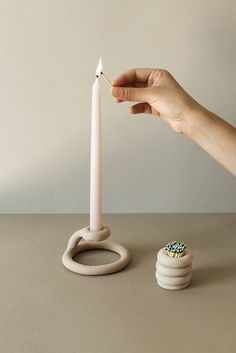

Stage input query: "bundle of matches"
[{"left": 164, "top": 241, "right": 187, "bottom": 258}]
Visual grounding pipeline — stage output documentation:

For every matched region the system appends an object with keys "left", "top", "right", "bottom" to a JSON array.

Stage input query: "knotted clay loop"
[{"left": 62, "top": 225, "right": 130, "bottom": 275}]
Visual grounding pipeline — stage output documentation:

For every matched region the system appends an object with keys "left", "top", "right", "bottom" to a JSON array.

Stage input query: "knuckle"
[
  {"left": 156, "top": 69, "right": 172, "bottom": 84},
  {"left": 126, "top": 87, "right": 134, "bottom": 101},
  {"left": 160, "top": 69, "right": 170, "bottom": 77}
]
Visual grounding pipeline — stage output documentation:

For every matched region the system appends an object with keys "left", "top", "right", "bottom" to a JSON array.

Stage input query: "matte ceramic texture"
[
  {"left": 62, "top": 225, "right": 130, "bottom": 275},
  {"left": 156, "top": 263, "right": 192, "bottom": 277},
  {"left": 156, "top": 247, "right": 193, "bottom": 290}
]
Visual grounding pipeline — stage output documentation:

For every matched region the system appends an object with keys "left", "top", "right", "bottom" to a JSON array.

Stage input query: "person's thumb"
[{"left": 111, "top": 86, "right": 153, "bottom": 102}]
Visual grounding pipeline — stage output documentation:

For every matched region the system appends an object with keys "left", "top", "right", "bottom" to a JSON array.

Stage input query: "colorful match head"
[{"left": 164, "top": 241, "right": 187, "bottom": 258}]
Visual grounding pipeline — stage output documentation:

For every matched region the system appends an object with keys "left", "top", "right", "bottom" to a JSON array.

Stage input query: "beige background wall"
[{"left": 0, "top": 0, "right": 235, "bottom": 213}]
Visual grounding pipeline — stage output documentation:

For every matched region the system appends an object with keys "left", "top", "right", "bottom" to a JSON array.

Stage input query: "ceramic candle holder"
[
  {"left": 62, "top": 225, "right": 130, "bottom": 275},
  {"left": 155, "top": 242, "right": 193, "bottom": 290}
]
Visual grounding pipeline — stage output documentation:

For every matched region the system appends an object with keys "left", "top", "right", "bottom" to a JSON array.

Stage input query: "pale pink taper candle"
[{"left": 89, "top": 58, "right": 103, "bottom": 231}]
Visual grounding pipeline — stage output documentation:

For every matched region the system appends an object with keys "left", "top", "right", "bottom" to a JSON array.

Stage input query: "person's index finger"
[{"left": 112, "top": 68, "right": 154, "bottom": 87}]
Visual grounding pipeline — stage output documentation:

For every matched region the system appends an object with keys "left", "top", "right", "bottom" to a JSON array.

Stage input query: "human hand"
[{"left": 111, "top": 68, "right": 201, "bottom": 135}]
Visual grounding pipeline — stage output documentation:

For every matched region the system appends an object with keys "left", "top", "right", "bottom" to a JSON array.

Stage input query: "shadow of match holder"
[
  {"left": 62, "top": 225, "right": 130, "bottom": 275},
  {"left": 156, "top": 241, "right": 193, "bottom": 290}
]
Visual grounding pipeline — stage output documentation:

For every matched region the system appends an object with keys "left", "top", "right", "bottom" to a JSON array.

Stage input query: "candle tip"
[{"left": 95, "top": 57, "right": 103, "bottom": 77}]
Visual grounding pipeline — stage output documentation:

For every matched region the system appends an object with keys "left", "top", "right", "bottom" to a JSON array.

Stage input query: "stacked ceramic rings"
[{"left": 156, "top": 242, "right": 193, "bottom": 290}]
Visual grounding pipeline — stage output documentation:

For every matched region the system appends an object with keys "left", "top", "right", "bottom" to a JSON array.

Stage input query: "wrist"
[{"left": 182, "top": 103, "right": 213, "bottom": 140}]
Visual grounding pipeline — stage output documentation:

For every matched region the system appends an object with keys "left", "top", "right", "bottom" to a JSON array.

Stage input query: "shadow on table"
[{"left": 191, "top": 263, "right": 236, "bottom": 287}]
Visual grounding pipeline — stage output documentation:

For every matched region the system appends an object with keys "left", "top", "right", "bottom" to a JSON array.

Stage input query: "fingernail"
[{"left": 111, "top": 87, "right": 122, "bottom": 98}]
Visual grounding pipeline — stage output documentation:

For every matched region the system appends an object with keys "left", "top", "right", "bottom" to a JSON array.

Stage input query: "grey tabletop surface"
[{"left": 1, "top": 214, "right": 236, "bottom": 353}]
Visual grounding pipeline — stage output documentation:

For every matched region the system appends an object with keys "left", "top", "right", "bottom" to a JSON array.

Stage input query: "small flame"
[{"left": 95, "top": 57, "right": 103, "bottom": 77}]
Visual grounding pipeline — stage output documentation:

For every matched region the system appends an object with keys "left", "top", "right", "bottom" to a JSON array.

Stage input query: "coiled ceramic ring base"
[{"left": 62, "top": 225, "right": 130, "bottom": 275}]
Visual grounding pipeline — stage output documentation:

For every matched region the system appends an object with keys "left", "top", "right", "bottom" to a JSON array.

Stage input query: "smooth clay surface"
[
  {"left": 62, "top": 225, "right": 130, "bottom": 275},
  {"left": 156, "top": 262, "right": 192, "bottom": 277},
  {"left": 156, "top": 247, "right": 193, "bottom": 290}
]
